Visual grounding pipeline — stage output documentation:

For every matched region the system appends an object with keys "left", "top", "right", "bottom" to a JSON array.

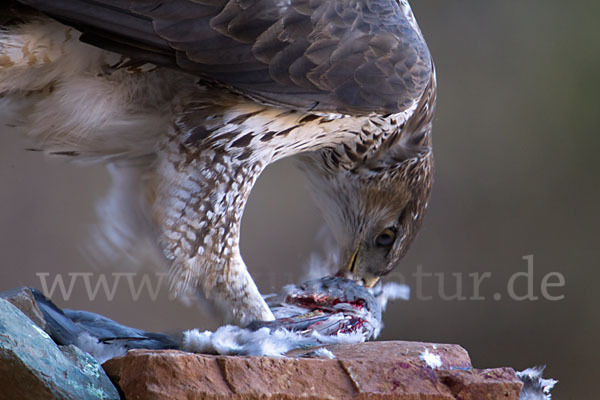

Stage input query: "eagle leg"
[{"left": 152, "top": 120, "right": 275, "bottom": 326}]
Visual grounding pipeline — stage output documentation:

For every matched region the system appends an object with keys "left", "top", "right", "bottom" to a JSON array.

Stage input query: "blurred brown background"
[{"left": 1, "top": 1, "right": 597, "bottom": 398}]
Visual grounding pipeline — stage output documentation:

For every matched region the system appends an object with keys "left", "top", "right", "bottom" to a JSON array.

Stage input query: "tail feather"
[
  {"left": 30, "top": 288, "right": 179, "bottom": 363},
  {"left": 87, "top": 161, "right": 165, "bottom": 270},
  {"left": 1, "top": 16, "right": 192, "bottom": 161}
]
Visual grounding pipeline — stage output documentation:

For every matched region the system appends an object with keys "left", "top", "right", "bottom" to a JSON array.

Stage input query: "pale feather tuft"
[
  {"left": 74, "top": 332, "right": 128, "bottom": 364},
  {"left": 419, "top": 348, "right": 442, "bottom": 369},
  {"left": 183, "top": 325, "right": 365, "bottom": 357},
  {"left": 0, "top": 19, "right": 108, "bottom": 92},
  {"left": 1, "top": 18, "right": 195, "bottom": 161},
  {"left": 517, "top": 367, "right": 557, "bottom": 400}
]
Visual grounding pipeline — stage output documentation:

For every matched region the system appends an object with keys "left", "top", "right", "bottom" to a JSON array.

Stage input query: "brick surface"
[
  {"left": 219, "top": 356, "right": 356, "bottom": 399},
  {"left": 300, "top": 341, "right": 473, "bottom": 369},
  {"left": 340, "top": 358, "right": 456, "bottom": 399},
  {"left": 102, "top": 342, "right": 523, "bottom": 400},
  {"left": 439, "top": 368, "right": 524, "bottom": 400},
  {"left": 106, "top": 351, "right": 232, "bottom": 400}
]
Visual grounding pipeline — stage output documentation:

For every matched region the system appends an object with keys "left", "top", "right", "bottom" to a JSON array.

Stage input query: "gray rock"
[
  {"left": 0, "top": 286, "right": 48, "bottom": 333},
  {"left": 0, "top": 298, "right": 120, "bottom": 400}
]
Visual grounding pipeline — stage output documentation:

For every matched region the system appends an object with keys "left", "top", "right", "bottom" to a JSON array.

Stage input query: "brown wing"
[{"left": 18, "top": 0, "right": 432, "bottom": 115}]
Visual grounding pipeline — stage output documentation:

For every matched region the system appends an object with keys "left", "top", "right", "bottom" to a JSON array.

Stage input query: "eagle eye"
[{"left": 375, "top": 228, "right": 397, "bottom": 247}]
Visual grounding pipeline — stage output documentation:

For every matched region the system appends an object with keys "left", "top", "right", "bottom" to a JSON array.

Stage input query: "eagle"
[{"left": 0, "top": 0, "right": 436, "bottom": 326}]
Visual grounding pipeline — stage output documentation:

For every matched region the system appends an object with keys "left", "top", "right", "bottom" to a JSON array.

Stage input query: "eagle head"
[
  {"left": 301, "top": 148, "right": 433, "bottom": 288},
  {"left": 299, "top": 72, "right": 436, "bottom": 288}
]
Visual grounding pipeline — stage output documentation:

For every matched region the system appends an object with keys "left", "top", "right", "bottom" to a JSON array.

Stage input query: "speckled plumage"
[{"left": 1, "top": 0, "right": 436, "bottom": 325}]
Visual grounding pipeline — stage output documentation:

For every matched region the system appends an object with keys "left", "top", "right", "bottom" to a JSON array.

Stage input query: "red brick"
[{"left": 102, "top": 342, "right": 522, "bottom": 400}]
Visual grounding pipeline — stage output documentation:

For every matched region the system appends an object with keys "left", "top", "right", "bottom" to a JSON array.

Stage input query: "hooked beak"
[
  {"left": 341, "top": 246, "right": 381, "bottom": 288},
  {"left": 361, "top": 274, "right": 380, "bottom": 288},
  {"left": 346, "top": 246, "right": 360, "bottom": 274}
]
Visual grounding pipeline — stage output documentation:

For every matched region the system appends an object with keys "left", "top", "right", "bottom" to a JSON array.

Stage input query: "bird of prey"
[{"left": 0, "top": 0, "right": 436, "bottom": 325}]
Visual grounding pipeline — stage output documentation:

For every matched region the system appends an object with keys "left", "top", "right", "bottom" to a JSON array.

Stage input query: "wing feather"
[{"left": 18, "top": 0, "right": 432, "bottom": 115}]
